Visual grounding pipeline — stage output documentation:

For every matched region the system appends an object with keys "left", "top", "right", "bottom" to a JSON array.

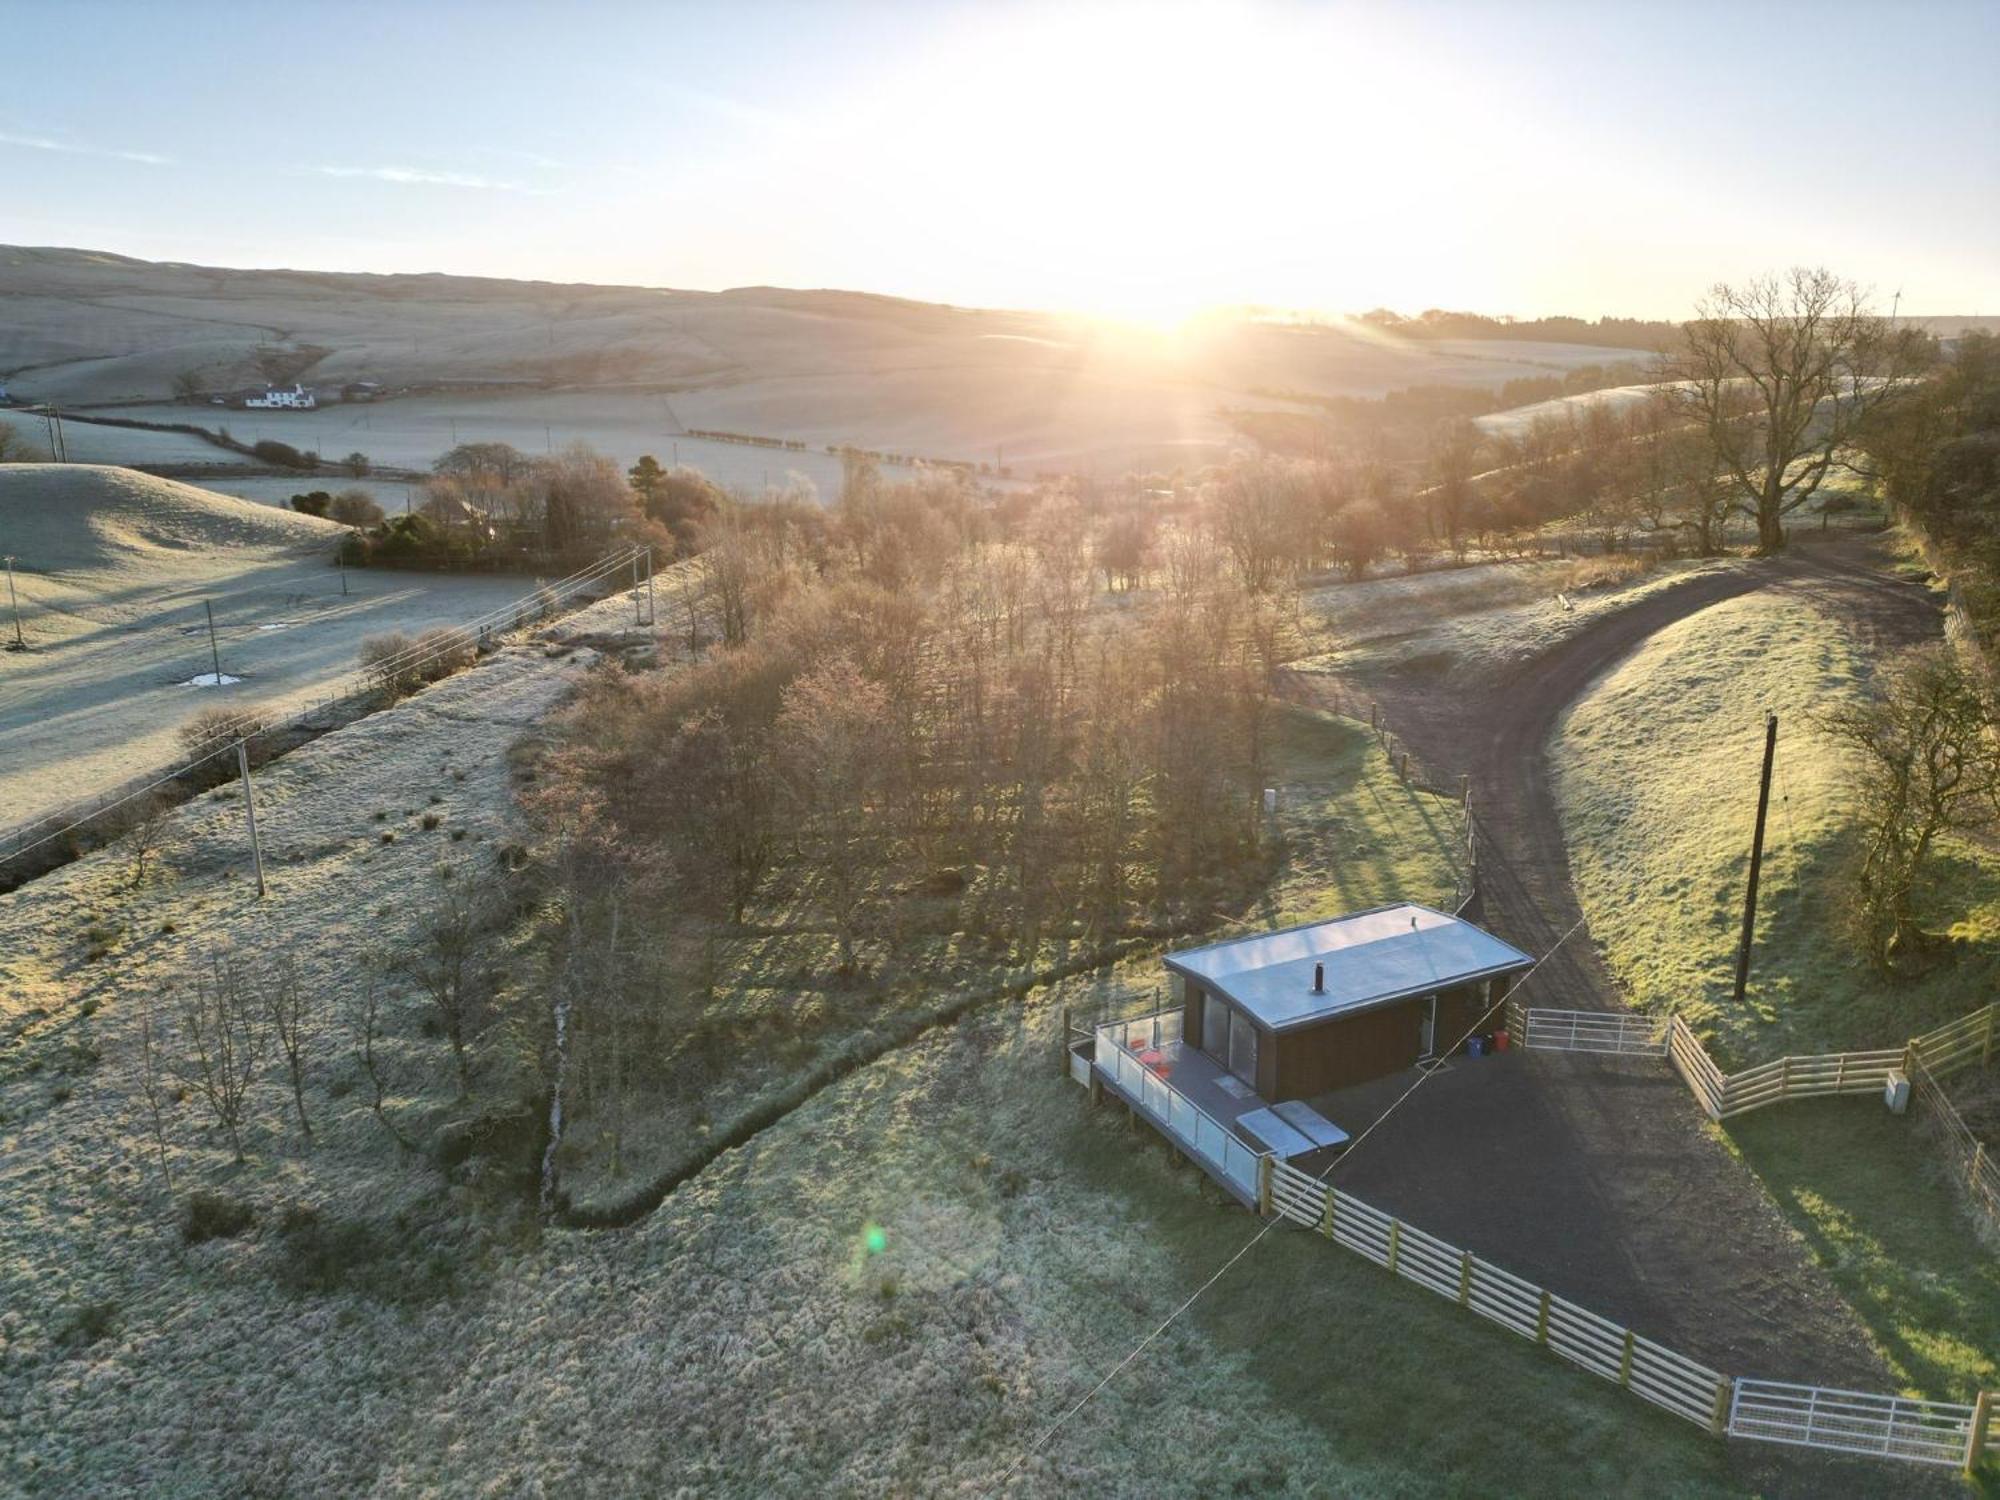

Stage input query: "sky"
[{"left": 2, "top": 0, "right": 1995, "bottom": 323}]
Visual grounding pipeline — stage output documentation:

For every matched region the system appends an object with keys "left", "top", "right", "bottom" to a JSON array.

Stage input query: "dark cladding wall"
[{"left": 1186, "top": 976, "right": 1511, "bottom": 1100}]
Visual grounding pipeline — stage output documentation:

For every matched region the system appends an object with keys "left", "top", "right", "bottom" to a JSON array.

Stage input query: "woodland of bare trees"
[
  {"left": 525, "top": 469, "right": 1307, "bottom": 1177},
  {"left": 1859, "top": 329, "right": 2000, "bottom": 627}
]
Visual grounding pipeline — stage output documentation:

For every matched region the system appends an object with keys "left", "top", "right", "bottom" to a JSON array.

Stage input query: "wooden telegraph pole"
[
  {"left": 1732, "top": 712, "right": 1778, "bottom": 1005},
  {"left": 204, "top": 600, "right": 223, "bottom": 683},
  {"left": 3, "top": 555, "right": 22, "bottom": 649},
  {"left": 236, "top": 739, "right": 267, "bottom": 898}
]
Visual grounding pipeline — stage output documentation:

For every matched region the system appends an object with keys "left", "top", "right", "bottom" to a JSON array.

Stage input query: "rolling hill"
[{"left": 0, "top": 246, "right": 1654, "bottom": 476}]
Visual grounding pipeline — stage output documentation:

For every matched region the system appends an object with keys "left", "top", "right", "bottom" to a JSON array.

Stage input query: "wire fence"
[{"left": 0, "top": 546, "right": 646, "bottom": 880}]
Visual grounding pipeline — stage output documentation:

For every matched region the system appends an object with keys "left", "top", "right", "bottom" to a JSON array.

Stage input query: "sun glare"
[{"left": 810, "top": 4, "right": 1488, "bottom": 322}]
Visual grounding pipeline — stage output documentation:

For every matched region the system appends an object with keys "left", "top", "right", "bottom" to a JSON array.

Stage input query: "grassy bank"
[
  {"left": 1553, "top": 589, "right": 2000, "bottom": 1062},
  {"left": 1551, "top": 584, "right": 2000, "bottom": 1412}
]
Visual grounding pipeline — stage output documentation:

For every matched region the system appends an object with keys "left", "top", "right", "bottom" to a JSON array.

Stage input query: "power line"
[{"left": 993, "top": 911, "right": 1592, "bottom": 1490}]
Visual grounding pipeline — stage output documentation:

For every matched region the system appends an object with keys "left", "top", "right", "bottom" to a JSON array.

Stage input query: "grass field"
[
  {"left": 1297, "top": 554, "right": 1749, "bottom": 684},
  {"left": 0, "top": 465, "right": 554, "bottom": 832},
  {"left": 1551, "top": 583, "right": 2000, "bottom": 1418},
  {"left": 6, "top": 669, "right": 1844, "bottom": 1497}
]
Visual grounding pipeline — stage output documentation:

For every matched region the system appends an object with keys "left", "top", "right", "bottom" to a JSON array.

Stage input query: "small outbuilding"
[{"left": 1166, "top": 902, "right": 1533, "bottom": 1100}]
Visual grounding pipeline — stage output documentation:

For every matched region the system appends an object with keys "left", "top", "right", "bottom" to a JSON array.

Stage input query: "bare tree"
[
  {"left": 400, "top": 872, "right": 489, "bottom": 1095},
  {"left": 1426, "top": 419, "right": 1483, "bottom": 556},
  {"left": 0, "top": 424, "right": 48, "bottom": 464},
  {"left": 1211, "top": 458, "right": 1302, "bottom": 593},
  {"left": 1817, "top": 645, "right": 2000, "bottom": 966},
  {"left": 328, "top": 489, "right": 385, "bottom": 528},
  {"left": 120, "top": 790, "right": 178, "bottom": 890},
  {"left": 173, "top": 956, "right": 264, "bottom": 1162},
  {"left": 352, "top": 967, "right": 415, "bottom": 1152},
  {"left": 265, "top": 955, "right": 313, "bottom": 1141},
  {"left": 136, "top": 989, "right": 175, "bottom": 1190},
  {"left": 774, "top": 655, "right": 893, "bottom": 973},
  {"left": 1664, "top": 268, "right": 1926, "bottom": 552}
]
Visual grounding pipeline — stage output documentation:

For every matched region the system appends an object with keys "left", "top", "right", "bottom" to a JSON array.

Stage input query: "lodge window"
[
  {"left": 1201, "top": 988, "right": 1227, "bottom": 1057},
  {"left": 1227, "top": 1008, "right": 1258, "bottom": 1086},
  {"left": 1198, "top": 990, "right": 1258, "bottom": 1086}
]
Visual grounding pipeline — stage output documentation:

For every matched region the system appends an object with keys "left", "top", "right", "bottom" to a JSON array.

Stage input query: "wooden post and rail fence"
[
  {"left": 1511, "top": 999, "right": 2000, "bottom": 1233},
  {"left": 1259, "top": 1153, "right": 1996, "bottom": 1473},
  {"left": 1081, "top": 999, "right": 2000, "bottom": 1475}
]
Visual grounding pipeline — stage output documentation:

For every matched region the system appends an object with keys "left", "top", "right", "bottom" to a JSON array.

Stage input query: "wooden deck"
[{"left": 1088, "top": 1010, "right": 1349, "bottom": 1207}]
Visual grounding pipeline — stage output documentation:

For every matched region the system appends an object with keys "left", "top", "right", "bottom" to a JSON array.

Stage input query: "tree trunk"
[{"left": 1756, "top": 472, "right": 1787, "bottom": 552}]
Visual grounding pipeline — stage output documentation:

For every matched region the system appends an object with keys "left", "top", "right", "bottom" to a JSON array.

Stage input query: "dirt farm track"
[{"left": 1294, "top": 529, "right": 1952, "bottom": 1491}]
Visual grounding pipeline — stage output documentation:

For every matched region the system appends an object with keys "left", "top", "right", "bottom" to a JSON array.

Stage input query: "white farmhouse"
[{"left": 245, "top": 384, "right": 317, "bottom": 410}]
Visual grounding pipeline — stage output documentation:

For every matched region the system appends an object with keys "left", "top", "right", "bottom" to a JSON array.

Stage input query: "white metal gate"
[
  {"left": 1519, "top": 1007, "right": 1669, "bottom": 1057},
  {"left": 1727, "top": 1380, "right": 1977, "bottom": 1467}
]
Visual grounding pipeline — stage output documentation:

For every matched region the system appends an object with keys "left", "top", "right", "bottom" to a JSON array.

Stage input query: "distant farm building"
[
  {"left": 1077, "top": 903, "right": 1534, "bottom": 1203},
  {"left": 245, "top": 384, "right": 317, "bottom": 410}
]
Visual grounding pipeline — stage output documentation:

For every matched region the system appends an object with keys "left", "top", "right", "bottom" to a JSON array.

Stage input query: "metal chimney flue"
[{"left": 1312, "top": 962, "right": 1325, "bottom": 994}]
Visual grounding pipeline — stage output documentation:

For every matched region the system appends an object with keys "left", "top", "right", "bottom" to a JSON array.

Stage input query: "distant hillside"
[{"left": 0, "top": 246, "right": 1685, "bottom": 474}]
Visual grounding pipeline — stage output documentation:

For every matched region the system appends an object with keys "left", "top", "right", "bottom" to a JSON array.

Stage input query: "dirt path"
[{"left": 1293, "top": 530, "right": 1950, "bottom": 1464}]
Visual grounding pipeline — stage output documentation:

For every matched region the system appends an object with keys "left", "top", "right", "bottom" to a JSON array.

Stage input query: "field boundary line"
[{"left": 0, "top": 545, "right": 645, "bottom": 883}]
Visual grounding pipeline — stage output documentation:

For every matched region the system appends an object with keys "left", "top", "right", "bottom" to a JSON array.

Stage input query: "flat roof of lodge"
[{"left": 1163, "top": 902, "right": 1534, "bottom": 1032}]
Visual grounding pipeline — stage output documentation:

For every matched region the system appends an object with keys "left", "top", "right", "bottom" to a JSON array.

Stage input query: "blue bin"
[{"left": 1467, "top": 1035, "right": 1487, "bottom": 1058}]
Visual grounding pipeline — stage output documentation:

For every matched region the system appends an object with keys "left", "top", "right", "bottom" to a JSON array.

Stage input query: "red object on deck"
[
  {"left": 1493, "top": 1029, "right": 1511, "bottom": 1052},
  {"left": 1137, "top": 1047, "right": 1171, "bottom": 1078}
]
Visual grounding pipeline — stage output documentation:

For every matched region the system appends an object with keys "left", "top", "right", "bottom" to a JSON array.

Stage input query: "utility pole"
[
  {"left": 204, "top": 600, "right": 223, "bottom": 683},
  {"left": 236, "top": 739, "right": 266, "bottom": 898},
  {"left": 645, "top": 546, "right": 656, "bottom": 626},
  {"left": 632, "top": 549, "right": 644, "bottom": 625},
  {"left": 3, "top": 555, "right": 22, "bottom": 649},
  {"left": 1732, "top": 712, "right": 1778, "bottom": 1005}
]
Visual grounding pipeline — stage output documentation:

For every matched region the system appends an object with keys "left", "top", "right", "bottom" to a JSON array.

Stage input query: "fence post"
[
  {"left": 1457, "top": 1251, "right": 1473, "bottom": 1306},
  {"left": 1386, "top": 1219, "right": 1402, "bottom": 1275},
  {"left": 1835, "top": 1053, "right": 1847, "bottom": 1090},
  {"left": 1257, "top": 1154, "right": 1274, "bottom": 1218},
  {"left": 1780, "top": 1055, "right": 1791, "bottom": 1100},
  {"left": 1985, "top": 1005, "right": 1996, "bottom": 1067},
  {"left": 1061, "top": 1006, "right": 1071, "bottom": 1077},
  {"left": 1710, "top": 1377, "right": 1733, "bottom": 1437},
  {"left": 1966, "top": 1390, "right": 1993, "bottom": 1477},
  {"left": 1321, "top": 1186, "right": 1337, "bottom": 1239},
  {"left": 1534, "top": 1290, "right": 1551, "bottom": 1346}
]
